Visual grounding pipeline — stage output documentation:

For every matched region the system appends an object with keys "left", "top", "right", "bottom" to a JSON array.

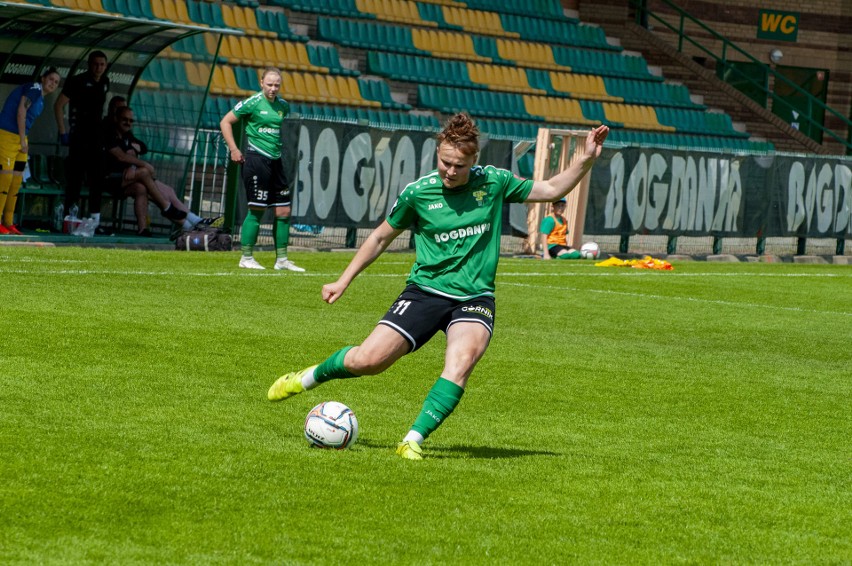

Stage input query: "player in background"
[
  {"left": 267, "top": 113, "right": 609, "bottom": 460},
  {"left": 54, "top": 50, "right": 109, "bottom": 225},
  {"left": 540, "top": 198, "right": 584, "bottom": 259},
  {"left": 0, "top": 67, "right": 61, "bottom": 235},
  {"left": 219, "top": 67, "right": 303, "bottom": 272}
]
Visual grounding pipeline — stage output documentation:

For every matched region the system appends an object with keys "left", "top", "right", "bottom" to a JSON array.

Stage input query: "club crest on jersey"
[{"left": 472, "top": 189, "right": 487, "bottom": 206}]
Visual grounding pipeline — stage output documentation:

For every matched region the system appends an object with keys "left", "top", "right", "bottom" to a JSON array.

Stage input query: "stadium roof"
[{"left": 0, "top": 2, "right": 238, "bottom": 92}]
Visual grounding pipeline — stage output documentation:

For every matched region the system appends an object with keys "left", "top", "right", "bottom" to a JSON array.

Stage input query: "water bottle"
[
  {"left": 69, "top": 204, "right": 79, "bottom": 220},
  {"left": 53, "top": 202, "right": 64, "bottom": 231}
]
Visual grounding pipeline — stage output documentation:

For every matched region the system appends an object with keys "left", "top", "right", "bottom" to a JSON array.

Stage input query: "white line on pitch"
[{"left": 501, "top": 281, "right": 852, "bottom": 317}]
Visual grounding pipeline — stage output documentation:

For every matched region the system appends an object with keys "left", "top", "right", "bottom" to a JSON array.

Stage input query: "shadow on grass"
[{"left": 358, "top": 439, "right": 558, "bottom": 459}]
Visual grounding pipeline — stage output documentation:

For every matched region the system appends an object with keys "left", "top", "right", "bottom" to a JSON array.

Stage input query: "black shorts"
[
  {"left": 242, "top": 150, "right": 291, "bottom": 207},
  {"left": 379, "top": 285, "right": 495, "bottom": 352}
]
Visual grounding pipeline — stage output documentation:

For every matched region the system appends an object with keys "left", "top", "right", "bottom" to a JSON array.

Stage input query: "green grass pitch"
[{"left": 1, "top": 247, "right": 849, "bottom": 564}]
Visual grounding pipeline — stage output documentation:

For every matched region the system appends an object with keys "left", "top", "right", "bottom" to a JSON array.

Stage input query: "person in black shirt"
[
  {"left": 54, "top": 50, "right": 109, "bottom": 222},
  {"left": 103, "top": 107, "right": 209, "bottom": 236}
]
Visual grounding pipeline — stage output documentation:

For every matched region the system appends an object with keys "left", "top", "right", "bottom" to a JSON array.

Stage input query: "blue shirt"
[{"left": 0, "top": 82, "right": 45, "bottom": 135}]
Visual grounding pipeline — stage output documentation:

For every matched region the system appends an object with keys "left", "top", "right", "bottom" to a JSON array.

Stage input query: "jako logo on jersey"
[
  {"left": 257, "top": 127, "right": 279, "bottom": 134},
  {"left": 461, "top": 305, "right": 494, "bottom": 320},
  {"left": 433, "top": 222, "right": 491, "bottom": 243},
  {"left": 428, "top": 203, "right": 443, "bottom": 210}
]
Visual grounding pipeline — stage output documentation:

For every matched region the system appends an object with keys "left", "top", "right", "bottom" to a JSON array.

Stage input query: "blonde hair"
[
  {"left": 437, "top": 113, "right": 479, "bottom": 156},
  {"left": 260, "top": 67, "right": 281, "bottom": 80}
]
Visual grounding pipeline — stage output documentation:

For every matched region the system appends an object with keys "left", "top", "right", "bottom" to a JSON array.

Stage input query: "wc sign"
[{"left": 757, "top": 10, "right": 798, "bottom": 42}]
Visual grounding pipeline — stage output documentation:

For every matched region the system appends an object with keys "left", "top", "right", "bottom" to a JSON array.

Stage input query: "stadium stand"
[{"left": 7, "top": 0, "right": 771, "bottom": 151}]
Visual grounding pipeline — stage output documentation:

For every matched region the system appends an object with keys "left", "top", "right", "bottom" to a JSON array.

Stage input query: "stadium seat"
[
  {"left": 411, "top": 28, "right": 489, "bottom": 63},
  {"left": 464, "top": 0, "right": 566, "bottom": 19},
  {"left": 355, "top": 0, "right": 436, "bottom": 27},
  {"left": 255, "top": 9, "right": 308, "bottom": 41},
  {"left": 149, "top": 0, "right": 193, "bottom": 24},
  {"left": 496, "top": 38, "right": 559, "bottom": 70}
]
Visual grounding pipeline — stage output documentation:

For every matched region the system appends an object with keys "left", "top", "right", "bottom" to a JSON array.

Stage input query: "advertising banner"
[
  {"left": 291, "top": 121, "right": 513, "bottom": 229},
  {"left": 586, "top": 148, "right": 851, "bottom": 239}
]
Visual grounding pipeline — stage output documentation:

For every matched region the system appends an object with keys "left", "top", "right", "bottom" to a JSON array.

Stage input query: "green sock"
[
  {"left": 240, "top": 209, "right": 264, "bottom": 256},
  {"left": 315, "top": 346, "right": 356, "bottom": 382},
  {"left": 411, "top": 378, "right": 465, "bottom": 440},
  {"left": 273, "top": 215, "right": 291, "bottom": 259},
  {"left": 559, "top": 250, "right": 582, "bottom": 259}
]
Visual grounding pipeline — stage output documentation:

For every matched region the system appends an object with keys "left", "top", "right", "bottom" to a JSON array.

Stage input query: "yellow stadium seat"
[
  {"left": 354, "top": 0, "right": 376, "bottom": 17},
  {"left": 411, "top": 28, "right": 488, "bottom": 63},
  {"left": 247, "top": 38, "right": 272, "bottom": 67},
  {"left": 497, "top": 39, "right": 557, "bottom": 70},
  {"left": 155, "top": 0, "right": 189, "bottom": 24},
  {"left": 522, "top": 95, "right": 543, "bottom": 118},
  {"left": 286, "top": 42, "right": 310, "bottom": 71},
  {"left": 85, "top": 0, "right": 112, "bottom": 13},
  {"left": 231, "top": 5, "right": 249, "bottom": 30},
  {"left": 331, "top": 75, "right": 354, "bottom": 105},
  {"left": 185, "top": 62, "right": 209, "bottom": 88},
  {"left": 220, "top": 35, "right": 245, "bottom": 64},
  {"left": 210, "top": 66, "right": 232, "bottom": 96},
  {"left": 220, "top": 3, "right": 237, "bottom": 28},
  {"left": 303, "top": 73, "right": 329, "bottom": 103},
  {"left": 442, "top": 7, "right": 518, "bottom": 38},
  {"left": 257, "top": 39, "right": 278, "bottom": 69},
  {"left": 175, "top": 1, "right": 194, "bottom": 26},
  {"left": 279, "top": 73, "right": 302, "bottom": 100},
  {"left": 274, "top": 42, "right": 290, "bottom": 69},
  {"left": 243, "top": 7, "right": 276, "bottom": 38}
]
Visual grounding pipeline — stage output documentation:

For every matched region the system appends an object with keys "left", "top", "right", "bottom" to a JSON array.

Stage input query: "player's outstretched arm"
[
  {"left": 525, "top": 125, "right": 609, "bottom": 203},
  {"left": 322, "top": 220, "right": 404, "bottom": 304}
]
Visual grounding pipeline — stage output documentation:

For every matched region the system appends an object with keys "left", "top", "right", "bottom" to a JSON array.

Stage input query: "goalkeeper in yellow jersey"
[{"left": 539, "top": 198, "right": 583, "bottom": 259}]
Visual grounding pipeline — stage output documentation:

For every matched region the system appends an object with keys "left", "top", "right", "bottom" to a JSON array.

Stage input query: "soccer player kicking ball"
[{"left": 268, "top": 114, "right": 609, "bottom": 460}]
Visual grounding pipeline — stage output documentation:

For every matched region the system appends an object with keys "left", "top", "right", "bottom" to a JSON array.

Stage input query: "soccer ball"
[
  {"left": 580, "top": 242, "right": 600, "bottom": 259},
  {"left": 304, "top": 401, "right": 359, "bottom": 449}
]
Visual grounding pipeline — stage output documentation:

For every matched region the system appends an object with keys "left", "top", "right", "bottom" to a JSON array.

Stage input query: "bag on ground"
[{"left": 175, "top": 227, "right": 232, "bottom": 251}]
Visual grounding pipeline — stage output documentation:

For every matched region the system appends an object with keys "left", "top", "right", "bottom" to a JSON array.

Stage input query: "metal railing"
[{"left": 633, "top": 0, "right": 851, "bottom": 153}]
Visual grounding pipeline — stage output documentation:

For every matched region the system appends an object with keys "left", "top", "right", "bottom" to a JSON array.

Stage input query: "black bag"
[{"left": 175, "top": 227, "right": 232, "bottom": 251}]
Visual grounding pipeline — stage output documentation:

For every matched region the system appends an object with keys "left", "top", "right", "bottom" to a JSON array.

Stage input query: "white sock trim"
[
  {"left": 402, "top": 431, "right": 424, "bottom": 445},
  {"left": 301, "top": 367, "right": 318, "bottom": 390}
]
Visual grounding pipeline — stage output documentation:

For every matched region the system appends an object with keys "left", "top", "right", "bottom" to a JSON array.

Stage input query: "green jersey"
[
  {"left": 232, "top": 92, "right": 290, "bottom": 159},
  {"left": 387, "top": 165, "right": 533, "bottom": 300}
]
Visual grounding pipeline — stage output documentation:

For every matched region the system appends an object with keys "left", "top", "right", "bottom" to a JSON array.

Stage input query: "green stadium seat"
[
  {"left": 416, "top": 2, "right": 461, "bottom": 30},
  {"left": 358, "top": 79, "right": 411, "bottom": 110},
  {"left": 471, "top": 35, "right": 515, "bottom": 65},
  {"left": 525, "top": 69, "right": 555, "bottom": 94},
  {"left": 126, "top": 0, "right": 161, "bottom": 20},
  {"left": 463, "top": 0, "right": 566, "bottom": 20},
  {"left": 307, "top": 44, "right": 359, "bottom": 76},
  {"left": 170, "top": 34, "right": 209, "bottom": 60},
  {"left": 255, "top": 8, "right": 309, "bottom": 41}
]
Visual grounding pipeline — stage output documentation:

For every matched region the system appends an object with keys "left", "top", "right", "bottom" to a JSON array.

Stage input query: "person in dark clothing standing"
[{"left": 54, "top": 50, "right": 109, "bottom": 224}]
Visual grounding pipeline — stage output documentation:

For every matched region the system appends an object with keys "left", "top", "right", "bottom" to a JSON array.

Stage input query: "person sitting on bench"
[{"left": 103, "top": 106, "right": 211, "bottom": 236}]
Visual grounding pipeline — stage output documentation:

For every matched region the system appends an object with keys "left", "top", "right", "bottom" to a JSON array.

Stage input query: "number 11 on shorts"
[{"left": 392, "top": 300, "right": 411, "bottom": 315}]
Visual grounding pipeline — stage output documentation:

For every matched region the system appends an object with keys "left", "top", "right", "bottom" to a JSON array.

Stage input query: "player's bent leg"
[
  {"left": 344, "top": 325, "right": 411, "bottom": 376},
  {"left": 395, "top": 323, "right": 491, "bottom": 460},
  {"left": 441, "top": 322, "right": 492, "bottom": 387},
  {"left": 269, "top": 327, "right": 409, "bottom": 402}
]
